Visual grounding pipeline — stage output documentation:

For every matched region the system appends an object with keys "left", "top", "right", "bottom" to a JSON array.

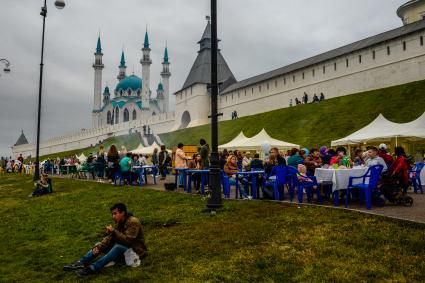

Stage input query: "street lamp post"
[
  {"left": 206, "top": 0, "right": 223, "bottom": 211},
  {"left": 34, "top": 0, "right": 65, "bottom": 181},
  {"left": 0, "top": 59, "right": 11, "bottom": 75}
]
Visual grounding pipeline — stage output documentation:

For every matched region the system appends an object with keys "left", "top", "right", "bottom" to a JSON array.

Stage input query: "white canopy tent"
[
  {"left": 218, "top": 132, "right": 250, "bottom": 150},
  {"left": 130, "top": 142, "right": 171, "bottom": 155},
  {"left": 331, "top": 113, "right": 425, "bottom": 146},
  {"left": 240, "top": 129, "right": 299, "bottom": 150},
  {"left": 130, "top": 144, "right": 146, "bottom": 155},
  {"left": 219, "top": 129, "right": 299, "bottom": 150},
  {"left": 76, "top": 153, "right": 87, "bottom": 163}
]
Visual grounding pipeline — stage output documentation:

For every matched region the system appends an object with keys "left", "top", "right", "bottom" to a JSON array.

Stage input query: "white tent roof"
[
  {"left": 218, "top": 132, "right": 250, "bottom": 149},
  {"left": 331, "top": 113, "right": 425, "bottom": 146},
  {"left": 130, "top": 142, "right": 171, "bottom": 155},
  {"left": 76, "top": 153, "right": 87, "bottom": 162},
  {"left": 219, "top": 129, "right": 299, "bottom": 150},
  {"left": 241, "top": 129, "right": 299, "bottom": 150},
  {"left": 130, "top": 144, "right": 145, "bottom": 154}
]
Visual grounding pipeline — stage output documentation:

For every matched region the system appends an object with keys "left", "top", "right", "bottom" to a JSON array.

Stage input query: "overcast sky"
[{"left": 0, "top": 0, "right": 407, "bottom": 157}]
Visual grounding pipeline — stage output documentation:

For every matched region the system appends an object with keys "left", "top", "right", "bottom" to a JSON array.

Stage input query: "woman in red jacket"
[{"left": 389, "top": 146, "right": 410, "bottom": 192}]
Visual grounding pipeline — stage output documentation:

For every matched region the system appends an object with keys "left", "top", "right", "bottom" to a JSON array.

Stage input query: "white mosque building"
[
  {"left": 12, "top": 0, "right": 425, "bottom": 157},
  {"left": 92, "top": 31, "right": 171, "bottom": 129}
]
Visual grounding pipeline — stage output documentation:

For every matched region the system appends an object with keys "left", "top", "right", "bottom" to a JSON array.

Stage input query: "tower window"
[
  {"left": 420, "top": 36, "right": 424, "bottom": 46},
  {"left": 302, "top": 72, "right": 305, "bottom": 79},
  {"left": 132, "top": 110, "right": 137, "bottom": 120},
  {"left": 259, "top": 85, "right": 262, "bottom": 92},
  {"left": 359, "top": 55, "right": 362, "bottom": 64},
  {"left": 267, "top": 83, "right": 269, "bottom": 90},
  {"left": 283, "top": 78, "right": 286, "bottom": 85},
  {"left": 252, "top": 88, "right": 254, "bottom": 94},
  {"left": 372, "top": 50, "right": 376, "bottom": 60},
  {"left": 346, "top": 58, "right": 349, "bottom": 68},
  {"left": 403, "top": 41, "right": 406, "bottom": 51},
  {"left": 244, "top": 89, "right": 247, "bottom": 96},
  {"left": 323, "top": 66, "right": 326, "bottom": 74},
  {"left": 387, "top": 46, "right": 391, "bottom": 55},
  {"left": 275, "top": 80, "right": 278, "bottom": 87},
  {"left": 292, "top": 75, "right": 295, "bottom": 82},
  {"left": 334, "top": 62, "right": 337, "bottom": 71},
  {"left": 115, "top": 108, "right": 119, "bottom": 124},
  {"left": 312, "top": 69, "right": 315, "bottom": 77},
  {"left": 137, "top": 89, "right": 141, "bottom": 96},
  {"left": 127, "top": 89, "right": 131, "bottom": 96},
  {"left": 232, "top": 94, "right": 234, "bottom": 100},
  {"left": 238, "top": 92, "right": 240, "bottom": 98}
]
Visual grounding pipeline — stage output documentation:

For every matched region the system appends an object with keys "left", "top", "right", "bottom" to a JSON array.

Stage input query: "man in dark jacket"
[
  {"left": 158, "top": 145, "right": 170, "bottom": 180},
  {"left": 64, "top": 203, "right": 147, "bottom": 277},
  {"left": 199, "top": 138, "right": 210, "bottom": 169}
]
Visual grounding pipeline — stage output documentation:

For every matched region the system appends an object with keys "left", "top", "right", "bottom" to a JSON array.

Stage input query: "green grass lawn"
[
  {"left": 160, "top": 80, "right": 425, "bottom": 149},
  {"left": 1, "top": 174, "right": 424, "bottom": 282}
]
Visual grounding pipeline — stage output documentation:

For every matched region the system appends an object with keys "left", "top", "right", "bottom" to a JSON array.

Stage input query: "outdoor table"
[
  {"left": 61, "top": 164, "right": 77, "bottom": 175},
  {"left": 133, "top": 165, "right": 158, "bottom": 186},
  {"left": 186, "top": 169, "right": 209, "bottom": 194},
  {"left": 174, "top": 168, "right": 188, "bottom": 192},
  {"left": 236, "top": 170, "right": 265, "bottom": 199},
  {"left": 315, "top": 167, "right": 368, "bottom": 206}
]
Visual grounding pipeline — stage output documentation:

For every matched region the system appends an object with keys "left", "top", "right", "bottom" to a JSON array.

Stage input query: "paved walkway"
[{"left": 56, "top": 174, "right": 425, "bottom": 224}]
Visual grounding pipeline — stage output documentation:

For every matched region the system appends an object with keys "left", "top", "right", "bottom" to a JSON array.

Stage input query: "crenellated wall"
[{"left": 12, "top": 111, "right": 175, "bottom": 158}]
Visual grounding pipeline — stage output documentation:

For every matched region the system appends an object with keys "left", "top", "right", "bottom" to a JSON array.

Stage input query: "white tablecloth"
[{"left": 315, "top": 167, "right": 368, "bottom": 192}]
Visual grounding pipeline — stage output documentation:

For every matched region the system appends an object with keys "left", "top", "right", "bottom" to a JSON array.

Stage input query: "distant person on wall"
[
  {"left": 175, "top": 143, "right": 191, "bottom": 187},
  {"left": 63, "top": 203, "right": 147, "bottom": 277},
  {"left": 295, "top": 97, "right": 301, "bottom": 105},
  {"left": 320, "top": 92, "right": 325, "bottom": 101},
  {"left": 312, "top": 94, "right": 320, "bottom": 103},
  {"left": 199, "top": 138, "right": 210, "bottom": 169},
  {"left": 158, "top": 145, "right": 171, "bottom": 180},
  {"left": 303, "top": 92, "right": 309, "bottom": 104}
]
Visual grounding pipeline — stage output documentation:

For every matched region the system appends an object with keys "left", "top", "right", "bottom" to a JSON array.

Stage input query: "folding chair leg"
[
  {"left": 297, "top": 186, "right": 303, "bottom": 203},
  {"left": 273, "top": 183, "right": 279, "bottom": 201}
]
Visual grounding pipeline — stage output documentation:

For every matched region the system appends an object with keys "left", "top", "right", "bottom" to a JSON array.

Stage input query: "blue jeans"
[
  {"left": 178, "top": 171, "right": 185, "bottom": 186},
  {"left": 80, "top": 243, "right": 128, "bottom": 271},
  {"left": 229, "top": 177, "right": 249, "bottom": 198}
]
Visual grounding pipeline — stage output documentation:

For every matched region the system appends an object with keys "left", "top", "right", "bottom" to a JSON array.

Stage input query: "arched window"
[
  {"left": 132, "top": 110, "right": 137, "bottom": 120},
  {"left": 115, "top": 107, "right": 119, "bottom": 124},
  {"left": 107, "top": 111, "right": 111, "bottom": 124},
  {"left": 152, "top": 111, "right": 156, "bottom": 116},
  {"left": 123, "top": 108, "right": 130, "bottom": 122},
  {"left": 127, "top": 89, "right": 131, "bottom": 96},
  {"left": 137, "top": 89, "right": 141, "bottom": 96}
]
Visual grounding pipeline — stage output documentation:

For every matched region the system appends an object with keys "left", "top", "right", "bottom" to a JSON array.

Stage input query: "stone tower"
[
  {"left": 140, "top": 29, "right": 152, "bottom": 108},
  {"left": 160, "top": 45, "right": 171, "bottom": 112},
  {"left": 92, "top": 35, "right": 104, "bottom": 128},
  {"left": 117, "top": 50, "right": 127, "bottom": 81}
]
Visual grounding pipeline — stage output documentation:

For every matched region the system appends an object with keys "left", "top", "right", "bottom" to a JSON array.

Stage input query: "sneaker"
[
  {"left": 247, "top": 196, "right": 253, "bottom": 200},
  {"left": 75, "top": 266, "right": 95, "bottom": 277},
  {"left": 63, "top": 261, "right": 84, "bottom": 271},
  {"left": 104, "top": 261, "right": 115, "bottom": 268}
]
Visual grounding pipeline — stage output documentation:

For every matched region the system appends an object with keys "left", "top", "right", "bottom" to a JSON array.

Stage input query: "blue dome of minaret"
[{"left": 115, "top": 75, "right": 142, "bottom": 93}]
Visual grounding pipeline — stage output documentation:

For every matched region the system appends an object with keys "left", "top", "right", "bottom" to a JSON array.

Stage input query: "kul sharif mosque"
[{"left": 91, "top": 30, "right": 171, "bottom": 128}]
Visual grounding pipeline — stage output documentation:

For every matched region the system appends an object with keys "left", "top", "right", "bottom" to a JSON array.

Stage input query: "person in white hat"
[{"left": 378, "top": 143, "right": 393, "bottom": 166}]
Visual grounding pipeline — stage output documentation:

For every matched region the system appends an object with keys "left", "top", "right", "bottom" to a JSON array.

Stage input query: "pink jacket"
[{"left": 175, "top": 148, "right": 189, "bottom": 168}]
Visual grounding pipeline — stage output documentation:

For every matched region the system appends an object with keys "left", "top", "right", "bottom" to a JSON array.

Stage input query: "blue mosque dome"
[{"left": 115, "top": 75, "right": 142, "bottom": 95}]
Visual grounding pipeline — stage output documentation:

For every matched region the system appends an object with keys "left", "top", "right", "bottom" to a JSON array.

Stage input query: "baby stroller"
[{"left": 378, "top": 172, "right": 413, "bottom": 206}]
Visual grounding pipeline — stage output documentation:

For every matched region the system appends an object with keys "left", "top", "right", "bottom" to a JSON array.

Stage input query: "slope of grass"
[
  {"left": 1, "top": 174, "right": 424, "bottom": 282},
  {"left": 160, "top": 80, "right": 425, "bottom": 148}
]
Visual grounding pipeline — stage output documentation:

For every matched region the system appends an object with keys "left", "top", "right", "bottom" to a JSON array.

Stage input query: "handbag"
[{"left": 124, "top": 248, "right": 141, "bottom": 267}]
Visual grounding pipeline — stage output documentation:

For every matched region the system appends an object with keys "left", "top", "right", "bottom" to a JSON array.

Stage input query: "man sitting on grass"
[
  {"left": 63, "top": 203, "right": 147, "bottom": 277},
  {"left": 29, "top": 173, "right": 52, "bottom": 197}
]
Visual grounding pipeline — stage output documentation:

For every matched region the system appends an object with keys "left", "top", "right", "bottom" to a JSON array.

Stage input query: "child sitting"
[{"left": 297, "top": 164, "right": 313, "bottom": 183}]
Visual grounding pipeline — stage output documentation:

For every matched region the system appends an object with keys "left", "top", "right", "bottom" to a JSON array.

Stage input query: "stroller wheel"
[{"left": 402, "top": 196, "right": 413, "bottom": 207}]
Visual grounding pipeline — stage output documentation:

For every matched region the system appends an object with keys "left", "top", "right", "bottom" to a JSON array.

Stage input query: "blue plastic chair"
[
  {"left": 346, "top": 165, "right": 384, "bottom": 210},
  {"left": 265, "top": 166, "right": 288, "bottom": 200},
  {"left": 412, "top": 163, "right": 424, "bottom": 194}
]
